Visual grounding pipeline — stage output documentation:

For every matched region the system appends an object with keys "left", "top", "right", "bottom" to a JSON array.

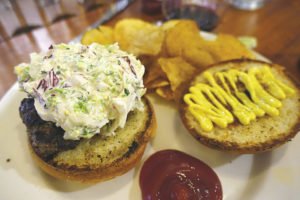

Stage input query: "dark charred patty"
[{"left": 19, "top": 98, "right": 80, "bottom": 161}]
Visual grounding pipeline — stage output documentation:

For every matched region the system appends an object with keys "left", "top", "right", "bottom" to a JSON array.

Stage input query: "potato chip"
[
  {"left": 81, "top": 26, "right": 114, "bottom": 45},
  {"left": 146, "top": 78, "right": 170, "bottom": 89},
  {"left": 114, "top": 18, "right": 164, "bottom": 56},
  {"left": 162, "top": 20, "right": 217, "bottom": 70},
  {"left": 138, "top": 55, "right": 157, "bottom": 68},
  {"left": 182, "top": 46, "right": 215, "bottom": 69},
  {"left": 158, "top": 57, "right": 196, "bottom": 92},
  {"left": 156, "top": 86, "right": 174, "bottom": 100},
  {"left": 144, "top": 59, "right": 166, "bottom": 85},
  {"left": 160, "top": 20, "right": 180, "bottom": 31},
  {"left": 164, "top": 20, "right": 200, "bottom": 57},
  {"left": 212, "top": 34, "right": 255, "bottom": 60},
  {"left": 159, "top": 20, "right": 182, "bottom": 58},
  {"left": 194, "top": 33, "right": 255, "bottom": 63}
]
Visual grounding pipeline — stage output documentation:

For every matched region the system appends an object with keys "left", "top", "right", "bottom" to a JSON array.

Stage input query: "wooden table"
[{"left": 0, "top": 0, "right": 300, "bottom": 99}]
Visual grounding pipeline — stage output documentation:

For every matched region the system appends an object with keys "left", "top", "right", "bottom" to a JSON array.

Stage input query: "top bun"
[{"left": 179, "top": 59, "right": 300, "bottom": 153}]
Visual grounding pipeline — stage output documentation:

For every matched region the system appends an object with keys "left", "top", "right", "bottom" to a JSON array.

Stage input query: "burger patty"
[{"left": 19, "top": 98, "right": 80, "bottom": 162}]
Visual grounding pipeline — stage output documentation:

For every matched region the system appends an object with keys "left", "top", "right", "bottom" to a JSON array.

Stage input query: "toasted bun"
[
  {"left": 29, "top": 97, "right": 156, "bottom": 183},
  {"left": 179, "top": 59, "right": 300, "bottom": 153}
]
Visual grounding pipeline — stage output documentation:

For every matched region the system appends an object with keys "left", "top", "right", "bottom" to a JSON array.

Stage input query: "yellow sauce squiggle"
[{"left": 184, "top": 66, "right": 295, "bottom": 132}]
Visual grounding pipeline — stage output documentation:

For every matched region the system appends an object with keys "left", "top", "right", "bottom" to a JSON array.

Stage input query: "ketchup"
[{"left": 139, "top": 150, "right": 222, "bottom": 200}]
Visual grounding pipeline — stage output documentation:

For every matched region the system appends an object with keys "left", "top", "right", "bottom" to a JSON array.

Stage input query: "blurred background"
[
  {"left": 0, "top": 0, "right": 111, "bottom": 42},
  {"left": 0, "top": 0, "right": 273, "bottom": 42}
]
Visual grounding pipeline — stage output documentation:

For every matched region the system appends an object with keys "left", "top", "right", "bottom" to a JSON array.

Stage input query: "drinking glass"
[
  {"left": 161, "top": 0, "right": 220, "bottom": 31},
  {"left": 141, "top": 0, "right": 162, "bottom": 14},
  {"left": 225, "top": 0, "right": 271, "bottom": 10}
]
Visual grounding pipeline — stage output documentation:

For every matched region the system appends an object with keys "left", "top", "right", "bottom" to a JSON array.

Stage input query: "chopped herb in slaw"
[{"left": 15, "top": 43, "right": 146, "bottom": 140}]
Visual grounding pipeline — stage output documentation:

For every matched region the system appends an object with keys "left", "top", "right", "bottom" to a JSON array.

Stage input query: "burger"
[{"left": 15, "top": 43, "right": 156, "bottom": 182}]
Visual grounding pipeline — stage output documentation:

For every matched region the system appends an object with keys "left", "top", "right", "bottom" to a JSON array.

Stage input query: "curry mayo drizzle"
[{"left": 184, "top": 66, "right": 295, "bottom": 132}]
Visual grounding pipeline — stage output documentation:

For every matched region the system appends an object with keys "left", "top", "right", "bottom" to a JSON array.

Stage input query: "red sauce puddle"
[{"left": 139, "top": 150, "right": 222, "bottom": 200}]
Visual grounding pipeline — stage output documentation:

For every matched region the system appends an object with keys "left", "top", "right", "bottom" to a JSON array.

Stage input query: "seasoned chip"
[
  {"left": 160, "top": 20, "right": 180, "bottom": 31},
  {"left": 138, "top": 55, "right": 157, "bottom": 68},
  {"left": 144, "top": 59, "right": 166, "bottom": 86},
  {"left": 156, "top": 86, "right": 174, "bottom": 100},
  {"left": 81, "top": 26, "right": 114, "bottom": 45},
  {"left": 146, "top": 78, "right": 170, "bottom": 89},
  {"left": 164, "top": 20, "right": 200, "bottom": 57},
  {"left": 195, "top": 34, "right": 255, "bottom": 62},
  {"left": 212, "top": 34, "right": 255, "bottom": 60},
  {"left": 182, "top": 46, "right": 215, "bottom": 69},
  {"left": 159, "top": 20, "right": 182, "bottom": 57},
  {"left": 158, "top": 57, "right": 196, "bottom": 92},
  {"left": 114, "top": 18, "right": 164, "bottom": 56}
]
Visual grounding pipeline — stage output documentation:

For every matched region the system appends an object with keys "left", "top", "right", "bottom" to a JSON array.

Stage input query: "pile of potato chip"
[{"left": 81, "top": 18, "right": 255, "bottom": 100}]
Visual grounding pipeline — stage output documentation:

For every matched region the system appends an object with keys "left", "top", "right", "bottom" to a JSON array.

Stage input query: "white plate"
[
  {"left": 1, "top": 37, "right": 299, "bottom": 199},
  {"left": 1, "top": 82, "right": 300, "bottom": 200}
]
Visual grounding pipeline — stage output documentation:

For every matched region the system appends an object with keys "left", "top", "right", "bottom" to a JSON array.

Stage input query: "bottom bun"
[{"left": 28, "top": 97, "right": 156, "bottom": 183}]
